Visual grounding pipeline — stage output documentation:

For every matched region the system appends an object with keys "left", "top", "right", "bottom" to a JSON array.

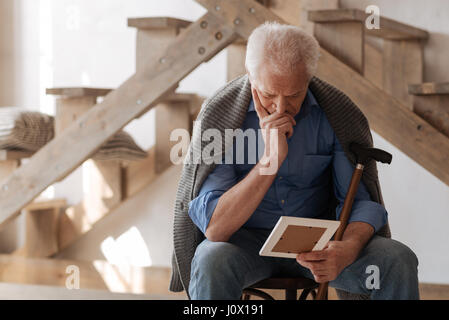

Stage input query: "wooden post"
[
  {"left": 382, "top": 39, "right": 424, "bottom": 109},
  {"left": 313, "top": 21, "right": 365, "bottom": 74},
  {"left": 0, "top": 152, "right": 22, "bottom": 253},
  {"left": 227, "top": 38, "right": 248, "bottom": 82},
  {"left": 363, "top": 36, "right": 383, "bottom": 89},
  {"left": 22, "top": 199, "right": 66, "bottom": 257},
  {"left": 49, "top": 88, "right": 123, "bottom": 198},
  {"left": 128, "top": 17, "right": 191, "bottom": 71},
  {"left": 0, "top": 150, "right": 34, "bottom": 253},
  {"left": 0, "top": 159, "right": 19, "bottom": 185},
  {"left": 0, "top": 150, "right": 31, "bottom": 185},
  {"left": 154, "top": 95, "right": 194, "bottom": 173},
  {"left": 129, "top": 18, "right": 195, "bottom": 173},
  {"left": 45, "top": 88, "right": 124, "bottom": 257}
]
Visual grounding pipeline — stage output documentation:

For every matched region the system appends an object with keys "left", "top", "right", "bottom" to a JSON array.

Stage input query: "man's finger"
[
  {"left": 251, "top": 87, "right": 269, "bottom": 119},
  {"left": 260, "top": 113, "right": 296, "bottom": 128},
  {"left": 261, "top": 117, "right": 292, "bottom": 130},
  {"left": 297, "top": 250, "right": 327, "bottom": 261},
  {"left": 277, "top": 109, "right": 297, "bottom": 126},
  {"left": 278, "top": 122, "right": 294, "bottom": 138},
  {"left": 296, "top": 259, "right": 327, "bottom": 272},
  {"left": 313, "top": 275, "right": 330, "bottom": 283}
]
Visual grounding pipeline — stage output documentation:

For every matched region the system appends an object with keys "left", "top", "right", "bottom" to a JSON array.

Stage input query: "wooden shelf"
[
  {"left": 24, "top": 198, "right": 67, "bottom": 211},
  {"left": 46, "top": 88, "right": 199, "bottom": 102},
  {"left": 46, "top": 87, "right": 113, "bottom": 98},
  {"left": 165, "top": 92, "right": 198, "bottom": 103},
  {"left": 127, "top": 17, "right": 192, "bottom": 30},
  {"left": 409, "top": 83, "right": 449, "bottom": 95},
  {"left": 308, "top": 9, "right": 429, "bottom": 40}
]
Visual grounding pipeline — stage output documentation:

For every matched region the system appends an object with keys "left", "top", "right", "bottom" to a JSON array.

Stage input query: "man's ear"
[{"left": 246, "top": 66, "right": 253, "bottom": 85}]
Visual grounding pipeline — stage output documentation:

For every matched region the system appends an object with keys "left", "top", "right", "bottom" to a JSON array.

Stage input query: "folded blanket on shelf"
[{"left": 0, "top": 107, "right": 146, "bottom": 161}]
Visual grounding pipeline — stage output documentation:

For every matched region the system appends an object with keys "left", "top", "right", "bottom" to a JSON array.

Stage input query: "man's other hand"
[{"left": 295, "top": 240, "right": 361, "bottom": 283}]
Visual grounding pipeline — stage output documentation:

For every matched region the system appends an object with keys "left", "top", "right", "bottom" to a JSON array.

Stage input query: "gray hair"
[{"left": 245, "top": 22, "right": 320, "bottom": 81}]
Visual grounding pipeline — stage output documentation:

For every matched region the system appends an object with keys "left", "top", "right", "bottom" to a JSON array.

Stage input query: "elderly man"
[{"left": 170, "top": 22, "right": 419, "bottom": 300}]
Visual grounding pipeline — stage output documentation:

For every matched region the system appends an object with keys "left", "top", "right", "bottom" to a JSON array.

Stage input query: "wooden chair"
[{"left": 242, "top": 277, "right": 319, "bottom": 300}]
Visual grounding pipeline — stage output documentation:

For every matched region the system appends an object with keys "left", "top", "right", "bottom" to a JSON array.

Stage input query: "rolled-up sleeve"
[
  {"left": 331, "top": 136, "right": 388, "bottom": 233},
  {"left": 188, "top": 164, "right": 238, "bottom": 234}
]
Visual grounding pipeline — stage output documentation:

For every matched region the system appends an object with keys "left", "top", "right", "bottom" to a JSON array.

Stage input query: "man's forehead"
[
  {"left": 254, "top": 65, "right": 308, "bottom": 95},
  {"left": 256, "top": 79, "right": 307, "bottom": 96},
  {"left": 257, "top": 82, "right": 306, "bottom": 95}
]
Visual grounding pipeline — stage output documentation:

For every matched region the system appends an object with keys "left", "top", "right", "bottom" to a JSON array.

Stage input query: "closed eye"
[
  {"left": 263, "top": 93, "right": 276, "bottom": 99},
  {"left": 288, "top": 92, "right": 303, "bottom": 98}
]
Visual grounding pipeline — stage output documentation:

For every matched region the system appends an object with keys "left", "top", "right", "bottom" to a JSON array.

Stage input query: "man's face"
[{"left": 250, "top": 63, "right": 309, "bottom": 118}]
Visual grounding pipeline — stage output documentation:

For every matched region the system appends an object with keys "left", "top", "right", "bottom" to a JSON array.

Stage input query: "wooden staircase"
[
  {"left": 307, "top": 8, "right": 449, "bottom": 187},
  {"left": 0, "top": 0, "right": 448, "bottom": 298},
  {"left": 308, "top": 8, "right": 428, "bottom": 107}
]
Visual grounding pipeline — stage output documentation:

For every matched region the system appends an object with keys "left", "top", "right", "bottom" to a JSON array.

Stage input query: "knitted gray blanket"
[{"left": 169, "top": 74, "right": 390, "bottom": 295}]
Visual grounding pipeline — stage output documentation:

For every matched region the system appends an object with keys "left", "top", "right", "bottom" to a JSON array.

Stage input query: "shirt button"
[{"left": 281, "top": 199, "right": 285, "bottom": 205}]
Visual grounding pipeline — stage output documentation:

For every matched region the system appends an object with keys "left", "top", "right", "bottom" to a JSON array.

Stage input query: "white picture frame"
[{"left": 259, "top": 216, "right": 341, "bottom": 259}]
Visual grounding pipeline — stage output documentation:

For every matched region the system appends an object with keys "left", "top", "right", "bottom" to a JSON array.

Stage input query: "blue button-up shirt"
[{"left": 188, "top": 89, "right": 388, "bottom": 235}]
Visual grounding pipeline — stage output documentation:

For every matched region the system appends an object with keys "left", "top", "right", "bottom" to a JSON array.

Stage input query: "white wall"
[{"left": 0, "top": 0, "right": 41, "bottom": 109}]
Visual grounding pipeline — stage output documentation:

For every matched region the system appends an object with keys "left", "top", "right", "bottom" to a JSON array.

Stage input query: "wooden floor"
[
  {"left": 2, "top": 282, "right": 448, "bottom": 300},
  {"left": 0, "top": 282, "right": 183, "bottom": 300},
  {"left": 1, "top": 260, "right": 448, "bottom": 299},
  {"left": 128, "top": 267, "right": 449, "bottom": 300},
  {"left": 418, "top": 283, "right": 449, "bottom": 300},
  {"left": 250, "top": 284, "right": 449, "bottom": 300}
]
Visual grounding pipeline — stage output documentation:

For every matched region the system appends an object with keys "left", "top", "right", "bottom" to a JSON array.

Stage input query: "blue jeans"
[{"left": 189, "top": 228, "right": 419, "bottom": 300}]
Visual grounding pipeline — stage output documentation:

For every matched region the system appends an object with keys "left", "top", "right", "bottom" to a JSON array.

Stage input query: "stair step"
[
  {"left": 48, "top": 87, "right": 198, "bottom": 103},
  {"left": 127, "top": 17, "right": 192, "bottom": 30},
  {"left": 308, "top": 9, "right": 429, "bottom": 40},
  {"left": 409, "top": 82, "right": 449, "bottom": 95},
  {"left": 46, "top": 87, "right": 112, "bottom": 98},
  {"left": 165, "top": 92, "right": 197, "bottom": 103},
  {"left": 0, "top": 149, "right": 34, "bottom": 161},
  {"left": 24, "top": 198, "right": 67, "bottom": 211},
  {"left": 409, "top": 83, "right": 449, "bottom": 138}
]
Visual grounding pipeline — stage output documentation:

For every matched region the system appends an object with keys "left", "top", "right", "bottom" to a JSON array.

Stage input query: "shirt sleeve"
[
  {"left": 331, "top": 134, "right": 388, "bottom": 233},
  {"left": 188, "top": 163, "right": 239, "bottom": 235}
]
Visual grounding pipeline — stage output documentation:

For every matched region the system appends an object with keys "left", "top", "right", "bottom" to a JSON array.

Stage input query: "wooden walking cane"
[{"left": 315, "top": 143, "right": 392, "bottom": 300}]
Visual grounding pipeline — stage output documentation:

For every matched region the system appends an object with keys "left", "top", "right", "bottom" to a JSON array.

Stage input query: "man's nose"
[{"left": 275, "top": 96, "right": 287, "bottom": 114}]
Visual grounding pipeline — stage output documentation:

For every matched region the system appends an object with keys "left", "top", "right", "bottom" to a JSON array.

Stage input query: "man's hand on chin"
[{"left": 295, "top": 239, "right": 361, "bottom": 283}]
